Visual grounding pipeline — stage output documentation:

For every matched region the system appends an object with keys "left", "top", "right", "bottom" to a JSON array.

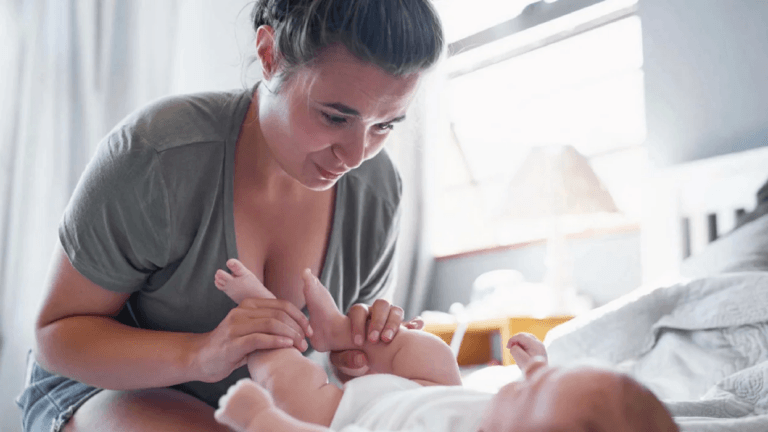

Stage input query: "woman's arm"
[
  {"left": 35, "top": 244, "right": 311, "bottom": 390},
  {"left": 35, "top": 246, "right": 201, "bottom": 389}
]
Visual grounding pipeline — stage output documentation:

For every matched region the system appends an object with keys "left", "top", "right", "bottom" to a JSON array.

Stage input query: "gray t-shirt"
[{"left": 59, "top": 86, "right": 402, "bottom": 407}]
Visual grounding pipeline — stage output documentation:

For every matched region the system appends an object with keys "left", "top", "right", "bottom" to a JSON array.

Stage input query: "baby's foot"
[
  {"left": 302, "top": 269, "right": 346, "bottom": 352},
  {"left": 215, "top": 379, "right": 274, "bottom": 432},
  {"left": 215, "top": 259, "right": 274, "bottom": 304}
]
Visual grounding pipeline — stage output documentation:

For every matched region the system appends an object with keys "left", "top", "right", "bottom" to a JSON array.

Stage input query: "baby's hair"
[
  {"left": 554, "top": 363, "right": 680, "bottom": 432},
  {"left": 250, "top": 0, "right": 445, "bottom": 83},
  {"left": 617, "top": 375, "right": 680, "bottom": 432}
]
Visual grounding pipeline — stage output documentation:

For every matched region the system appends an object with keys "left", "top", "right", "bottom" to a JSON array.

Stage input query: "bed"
[
  {"left": 641, "top": 145, "right": 768, "bottom": 284},
  {"left": 463, "top": 146, "right": 768, "bottom": 431}
]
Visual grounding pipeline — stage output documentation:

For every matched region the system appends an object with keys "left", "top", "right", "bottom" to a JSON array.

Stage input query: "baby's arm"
[
  {"left": 216, "top": 378, "right": 331, "bottom": 432},
  {"left": 507, "top": 332, "right": 548, "bottom": 374}
]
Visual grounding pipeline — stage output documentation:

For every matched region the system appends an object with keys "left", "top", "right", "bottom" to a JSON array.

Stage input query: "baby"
[{"left": 212, "top": 259, "right": 679, "bottom": 432}]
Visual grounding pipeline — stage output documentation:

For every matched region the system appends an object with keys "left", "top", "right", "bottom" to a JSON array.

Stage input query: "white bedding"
[
  {"left": 332, "top": 272, "right": 768, "bottom": 431},
  {"left": 545, "top": 271, "right": 768, "bottom": 432}
]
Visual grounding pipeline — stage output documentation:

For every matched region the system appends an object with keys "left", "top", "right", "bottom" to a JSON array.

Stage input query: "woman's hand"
[
  {"left": 329, "top": 300, "right": 423, "bottom": 380},
  {"left": 351, "top": 299, "right": 412, "bottom": 344},
  {"left": 194, "top": 298, "right": 312, "bottom": 383}
]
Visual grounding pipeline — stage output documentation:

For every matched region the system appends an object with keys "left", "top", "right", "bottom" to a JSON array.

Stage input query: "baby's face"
[{"left": 477, "top": 360, "right": 655, "bottom": 432}]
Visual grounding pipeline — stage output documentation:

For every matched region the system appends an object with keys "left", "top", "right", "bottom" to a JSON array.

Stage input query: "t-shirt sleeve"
[
  {"left": 59, "top": 130, "right": 171, "bottom": 292},
  {"left": 355, "top": 189, "right": 402, "bottom": 306}
]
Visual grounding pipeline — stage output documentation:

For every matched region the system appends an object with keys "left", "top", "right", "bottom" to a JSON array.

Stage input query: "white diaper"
[{"left": 330, "top": 374, "right": 493, "bottom": 432}]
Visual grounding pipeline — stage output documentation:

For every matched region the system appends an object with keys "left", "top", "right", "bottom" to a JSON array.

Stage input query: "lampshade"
[{"left": 502, "top": 145, "right": 618, "bottom": 219}]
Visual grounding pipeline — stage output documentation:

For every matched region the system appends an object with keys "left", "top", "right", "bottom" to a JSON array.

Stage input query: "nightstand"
[{"left": 423, "top": 316, "right": 572, "bottom": 367}]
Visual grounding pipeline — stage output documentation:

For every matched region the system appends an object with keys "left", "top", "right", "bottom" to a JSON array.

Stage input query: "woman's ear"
[{"left": 255, "top": 25, "right": 278, "bottom": 81}]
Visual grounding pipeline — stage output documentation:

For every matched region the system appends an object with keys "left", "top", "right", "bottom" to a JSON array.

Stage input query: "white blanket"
[{"left": 545, "top": 271, "right": 768, "bottom": 432}]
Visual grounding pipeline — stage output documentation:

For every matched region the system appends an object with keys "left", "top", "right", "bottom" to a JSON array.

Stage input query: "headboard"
[{"left": 641, "top": 146, "right": 768, "bottom": 284}]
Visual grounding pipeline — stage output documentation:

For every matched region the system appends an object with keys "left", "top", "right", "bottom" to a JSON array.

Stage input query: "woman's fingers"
[
  {"left": 238, "top": 331, "right": 298, "bottom": 353},
  {"left": 244, "top": 307, "right": 305, "bottom": 343},
  {"left": 366, "top": 299, "right": 392, "bottom": 343},
  {"left": 240, "top": 297, "right": 312, "bottom": 338},
  {"left": 380, "top": 306, "right": 405, "bottom": 342},
  {"left": 347, "top": 303, "right": 369, "bottom": 347},
  {"left": 347, "top": 300, "right": 409, "bottom": 343},
  {"left": 246, "top": 311, "right": 309, "bottom": 351},
  {"left": 329, "top": 350, "right": 370, "bottom": 378}
]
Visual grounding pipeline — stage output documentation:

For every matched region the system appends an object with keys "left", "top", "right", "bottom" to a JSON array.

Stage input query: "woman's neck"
[{"left": 235, "top": 96, "right": 308, "bottom": 202}]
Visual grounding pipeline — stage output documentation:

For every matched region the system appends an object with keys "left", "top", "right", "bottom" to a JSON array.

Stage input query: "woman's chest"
[{"left": 232, "top": 191, "right": 335, "bottom": 307}]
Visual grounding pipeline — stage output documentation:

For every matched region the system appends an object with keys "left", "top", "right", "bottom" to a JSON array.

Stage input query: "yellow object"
[{"left": 423, "top": 316, "right": 572, "bottom": 366}]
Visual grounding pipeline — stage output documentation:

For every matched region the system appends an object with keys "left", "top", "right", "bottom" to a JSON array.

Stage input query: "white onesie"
[{"left": 330, "top": 374, "right": 493, "bottom": 432}]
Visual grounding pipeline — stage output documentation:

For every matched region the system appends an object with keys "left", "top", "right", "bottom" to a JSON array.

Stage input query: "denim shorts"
[{"left": 16, "top": 351, "right": 103, "bottom": 432}]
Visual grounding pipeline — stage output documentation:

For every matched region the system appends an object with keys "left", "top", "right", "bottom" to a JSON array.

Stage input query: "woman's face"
[{"left": 258, "top": 44, "right": 422, "bottom": 191}]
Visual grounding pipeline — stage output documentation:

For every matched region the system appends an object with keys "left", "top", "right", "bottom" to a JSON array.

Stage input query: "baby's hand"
[{"left": 507, "top": 332, "right": 547, "bottom": 373}]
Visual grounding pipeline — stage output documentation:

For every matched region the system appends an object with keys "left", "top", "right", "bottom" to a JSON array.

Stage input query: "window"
[{"left": 432, "top": 0, "right": 646, "bottom": 257}]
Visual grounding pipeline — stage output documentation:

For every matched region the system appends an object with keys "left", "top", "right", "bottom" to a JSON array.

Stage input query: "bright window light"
[
  {"left": 431, "top": 15, "right": 647, "bottom": 257},
  {"left": 435, "top": 0, "right": 540, "bottom": 42}
]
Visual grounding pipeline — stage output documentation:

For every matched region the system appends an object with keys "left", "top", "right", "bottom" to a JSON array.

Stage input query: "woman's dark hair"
[{"left": 250, "top": 0, "right": 444, "bottom": 78}]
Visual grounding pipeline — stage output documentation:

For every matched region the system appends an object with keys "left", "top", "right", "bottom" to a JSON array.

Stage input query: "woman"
[{"left": 18, "top": 1, "right": 445, "bottom": 431}]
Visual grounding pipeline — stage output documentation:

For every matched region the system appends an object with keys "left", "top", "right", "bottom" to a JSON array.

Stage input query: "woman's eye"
[
  {"left": 375, "top": 123, "right": 395, "bottom": 132},
  {"left": 322, "top": 112, "right": 348, "bottom": 125}
]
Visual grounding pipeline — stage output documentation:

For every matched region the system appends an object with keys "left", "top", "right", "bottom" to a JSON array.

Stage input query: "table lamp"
[{"left": 501, "top": 144, "right": 618, "bottom": 313}]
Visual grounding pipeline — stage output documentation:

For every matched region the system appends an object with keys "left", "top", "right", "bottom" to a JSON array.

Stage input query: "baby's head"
[{"left": 478, "top": 357, "right": 679, "bottom": 432}]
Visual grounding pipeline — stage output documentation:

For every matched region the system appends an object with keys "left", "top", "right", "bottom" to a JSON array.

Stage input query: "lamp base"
[{"left": 543, "top": 223, "right": 593, "bottom": 315}]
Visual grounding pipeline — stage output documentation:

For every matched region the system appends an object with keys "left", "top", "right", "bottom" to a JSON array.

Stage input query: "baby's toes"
[
  {"left": 227, "top": 259, "right": 251, "bottom": 277},
  {"left": 215, "top": 270, "right": 233, "bottom": 289}
]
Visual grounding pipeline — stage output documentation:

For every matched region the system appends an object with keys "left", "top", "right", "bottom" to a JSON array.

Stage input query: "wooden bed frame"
[{"left": 640, "top": 146, "right": 768, "bottom": 284}]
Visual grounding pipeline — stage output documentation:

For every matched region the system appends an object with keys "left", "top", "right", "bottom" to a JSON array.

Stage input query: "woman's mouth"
[{"left": 315, "top": 163, "right": 344, "bottom": 180}]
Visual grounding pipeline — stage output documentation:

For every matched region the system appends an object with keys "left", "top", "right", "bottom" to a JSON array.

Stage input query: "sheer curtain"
[
  {"left": 0, "top": 1, "right": 182, "bottom": 430},
  {"left": 390, "top": 73, "right": 447, "bottom": 320},
  {"left": 0, "top": 1, "right": 433, "bottom": 430}
]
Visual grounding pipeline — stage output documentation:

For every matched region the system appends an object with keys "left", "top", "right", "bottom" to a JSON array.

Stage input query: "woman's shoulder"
[
  {"left": 345, "top": 149, "right": 403, "bottom": 209},
  {"left": 108, "top": 88, "right": 251, "bottom": 153}
]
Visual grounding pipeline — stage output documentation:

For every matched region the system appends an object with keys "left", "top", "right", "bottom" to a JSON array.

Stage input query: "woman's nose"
[{"left": 334, "top": 128, "right": 367, "bottom": 169}]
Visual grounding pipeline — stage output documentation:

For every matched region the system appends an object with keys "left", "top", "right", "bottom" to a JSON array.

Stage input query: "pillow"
[
  {"left": 734, "top": 176, "right": 768, "bottom": 229},
  {"left": 680, "top": 212, "right": 768, "bottom": 279}
]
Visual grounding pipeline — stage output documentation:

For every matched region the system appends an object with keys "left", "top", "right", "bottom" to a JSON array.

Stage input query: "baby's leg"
[
  {"left": 215, "top": 259, "right": 343, "bottom": 427},
  {"left": 302, "top": 270, "right": 461, "bottom": 386},
  {"left": 216, "top": 379, "right": 330, "bottom": 432},
  {"left": 245, "top": 348, "right": 343, "bottom": 427}
]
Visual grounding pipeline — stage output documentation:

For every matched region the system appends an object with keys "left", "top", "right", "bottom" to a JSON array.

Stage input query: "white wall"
[
  {"left": 424, "top": 0, "right": 768, "bottom": 315},
  {"left": 170, "top": 0, "right": 259, "bottom": 94},
  {"left": 426, "top": 229, "right": 642, "bottom": 312},
  {"left": 640, "top": 0, "right": 768, "bottom": 167}
]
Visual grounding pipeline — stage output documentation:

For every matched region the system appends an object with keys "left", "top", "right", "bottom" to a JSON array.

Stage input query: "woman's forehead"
[{"left": 291, "top": 61, "right": 420, "bottom": 118}]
